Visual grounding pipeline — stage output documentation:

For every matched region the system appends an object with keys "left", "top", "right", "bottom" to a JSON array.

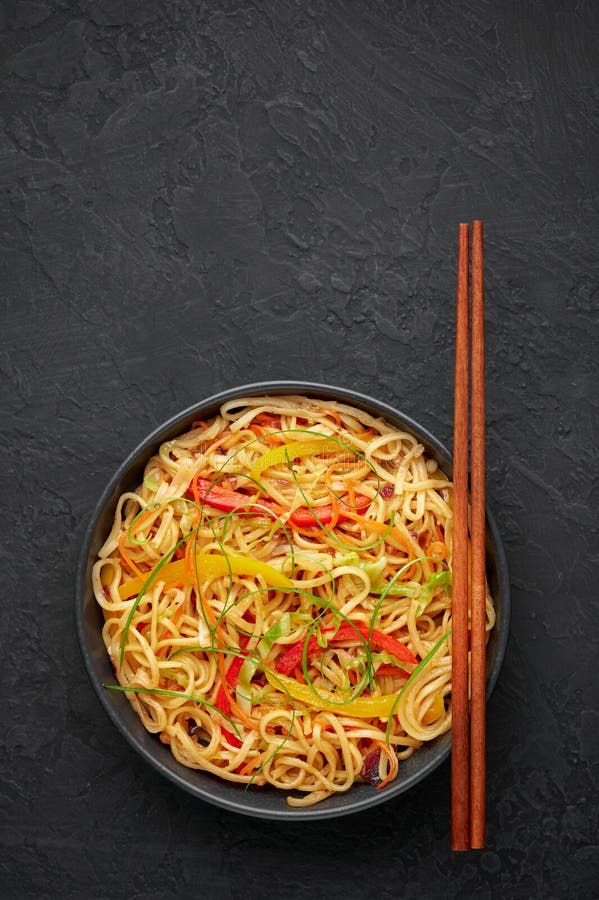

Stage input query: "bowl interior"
[{"left": 76, "top": 381, "right": 510, "bottom": 820}]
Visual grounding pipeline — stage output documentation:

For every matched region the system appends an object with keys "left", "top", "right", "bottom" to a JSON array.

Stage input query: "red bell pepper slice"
[
  {"left": 274, "top": 623, "right": 417, "bottom": 676},
  {"left": 220, "top": 726, "right": 241, "bottom": 748},
  {"left": 275, "top": 634, "right": 321, "bottom": 674},
  {"left": 187, "top": 478, "right": 280, "bottom": 518},
  {"left": 375, "top": 664, "right": 410, "bottom": 678},
  {"left": 186, "top": 477, "right": 369, "bottom": 529},
  {"left": 289, "top": 496, "right": 369, "bottom": 528},
  {"left": 215, "top": 648, "right": 248, "bottom": 749}
]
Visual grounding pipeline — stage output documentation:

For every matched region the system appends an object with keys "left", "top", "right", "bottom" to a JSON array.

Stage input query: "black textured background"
[{"left": 2, "top": 1, "right": 598, "bottom": 898}]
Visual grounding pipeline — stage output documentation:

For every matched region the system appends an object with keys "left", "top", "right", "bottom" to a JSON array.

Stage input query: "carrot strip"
[
  {"left": 375, "top": 740, "right": 399, "bottom": 790},
  {"left": 190, "top": 471, "right": 201, "bottom": 506},
  {"left": 293, "top": 665, "right": 306, "bottom": 684},
  {"left": 247, "top": 422, "right": 285, "bottom": 445},
  {"left": 239, "top": 750, "right": 270, "bottom": 776},
  {"left": 289, "top": 522, "right": 327, "bottom": 539},
  {"left": 227, "top": 689, "right": 261, "bottom": 731},
  {"left": 426, "top": 541, "right": 448, "bottom": 561},
  {"left": 253, "top": 413, "right": 281, "bottom": 427},
  {"left": 118, "top": 531, "right": 144, "bottom": 577},
  {"left": 341, "top": 510, "right": 413, "bottom": 555},
  {"left": 319, "top": 406, "right": 342, "bottom": 428},
  {"left": 345, "top": 478, "right": 356, "bottom": 508}
]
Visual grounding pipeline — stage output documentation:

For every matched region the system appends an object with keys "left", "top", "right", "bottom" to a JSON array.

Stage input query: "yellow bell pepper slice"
[
  {"left": 264, "top": 669, "right": 399, "bottom": 718},
  {"left": 118, "top": 553, "right": 293, "bottom": 600},
  {"left": 249, "top": 439, "right": 341, "bottom": 482},
  {"left": 422, "top": 692, "right": 445, "bottom": 724}
]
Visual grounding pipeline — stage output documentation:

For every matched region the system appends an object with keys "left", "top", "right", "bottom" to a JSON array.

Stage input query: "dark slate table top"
[{"left": 3, "top": 1, "right": 598, "bottom": 897}]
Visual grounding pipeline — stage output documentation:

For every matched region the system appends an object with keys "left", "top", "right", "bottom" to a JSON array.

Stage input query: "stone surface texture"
[{"left": 1, "top": 1, "right": 598, "bottom": 897}]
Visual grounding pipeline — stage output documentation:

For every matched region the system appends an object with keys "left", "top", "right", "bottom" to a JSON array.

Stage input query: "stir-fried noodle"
[{"left": 93, "top": 395, "right": 495, "bottom": 806}]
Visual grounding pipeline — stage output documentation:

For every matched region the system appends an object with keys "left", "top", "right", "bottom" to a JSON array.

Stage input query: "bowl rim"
[{"left": 76, "top": 380, "right": 510, "bottom": 820}]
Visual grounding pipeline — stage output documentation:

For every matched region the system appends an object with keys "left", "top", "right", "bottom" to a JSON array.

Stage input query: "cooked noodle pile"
[{"left": 93, "top": 395, "right": 495, "bottom": 806}]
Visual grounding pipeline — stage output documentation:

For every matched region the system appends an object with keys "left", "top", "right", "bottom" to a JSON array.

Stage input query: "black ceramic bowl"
[{"left": 76, "top": 381, "right": 510, "bottom": 820}]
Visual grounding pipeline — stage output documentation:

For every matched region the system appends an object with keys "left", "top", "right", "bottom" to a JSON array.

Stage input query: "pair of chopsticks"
[{"left": 451, "top": 221, "right": 486, "bottom": 851}]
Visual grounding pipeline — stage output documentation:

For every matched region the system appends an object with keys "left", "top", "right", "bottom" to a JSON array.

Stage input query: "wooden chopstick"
[
  {"left": 470, "top": 220, "right": 486, "bottom": 848},
  {"left": 451, "top": 223, "right": 471, "bottom": 851},
  {"left": 451, "top": 221, "right": 487, "bottom": 850}
]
